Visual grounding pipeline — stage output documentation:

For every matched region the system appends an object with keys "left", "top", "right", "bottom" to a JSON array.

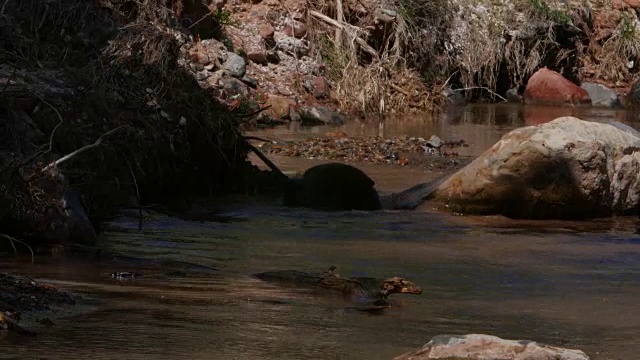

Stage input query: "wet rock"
[
  {"left": 524, "top": 68, "right": 590, "bottom": 105},
  {"left": 505, "top": 88, "right": 522, "bottom": 103},
  {"left": 432, "top": 117, "right": 640, "bottom": 219},
  {"left": 426, "top": 135, "right": 442, "bottom": 148},
  {"left": 284, "top": 163, "right": 381, "bottom": 211},
  {"left": 441, "top": 87, "right": 465, "bottom": 107},
  {"left": 394, "top": 334, "right": 590, "bottom": 360},
  {"left": 580, "top": 82, "right": 620, "bottom": 108},
  {"left": 283, "top": 19, "right": 307, "bottom": 39},
  {"left": 223, "top": 52, "right": 246, "bottom": 78},
  {"left": 219, "top": 76, "right": 249, "bottom": 97},
  {"left": 298, "top": 105, "right": 346, "bottom": 125},
  {"left": 313, "top": 76, "right": 331, "bottom": 99},
  {"left": 263, "top": 94, "right": 295, "bottom": 120}
]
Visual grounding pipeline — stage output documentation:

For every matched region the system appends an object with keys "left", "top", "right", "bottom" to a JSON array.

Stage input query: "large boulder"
[
  {"left": 524, "top": 68, "right": 590, "bottom": 105},
  {"left": 284, "top": 163, "right": 381, "bottom": 211},
  {"left": 430, "top": 117, "right": 640, "bottom": 219},
  {"left": 394, "top": 334, "right": 589, "bottom": 360}
]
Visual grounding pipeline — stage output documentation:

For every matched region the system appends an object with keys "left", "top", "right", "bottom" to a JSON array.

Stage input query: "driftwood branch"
[
  {"left": 455, "top": 86, "right": 507, "bottom": 102},
  {"left": 41, "top": 126, "right": 126, "bottom": 174},
  {"left": 389, "top": 83, "right": 411, "bottom": 97},
  {"left": 240, "top": 105, "right": 272, "bottom": 119},
  {"left": 246, "top": 142, "right": 286, "bottom": 177},
  {"left": 309, "top": 10, "right": 379, "bottom": 60},
  {"left": 335, "top": 0, "right": 344, "bottom": 46},
  {"left": 0, "top": 233, "right": 34, "bottom": 263}
]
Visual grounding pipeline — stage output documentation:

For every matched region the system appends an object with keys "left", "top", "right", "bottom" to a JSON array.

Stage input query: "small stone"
[
  {"left": 259, "top": 23, "right": 275, "bottom": 41},
  {"left": 220, "top": 76, "right": 249, "bottom": 97},
  {"left": 223, "top": 52, "right": 246, "bottom": 78},
  {"left": 241, "top": 76, "right": 258, "bottom": 89},
  {"left": 283, "top": 20, "right": 307, "bottom": 39},
  {"left": 247, "top": 50, "right": 269, "bottom": 65},
  {"left": 192, "top": 52, "right": 210, "bottom": 65},
  {"left": 190, "top": 62, "right": 205, "bottom": 71},
  {"left": 195, "top": 70, "right": 210, "bottom": 81},
  {"left": 427, "top": 135, "right": 442, "bottom": 148},
  {"left": 313, "top": 76, "right": 331, "bottom": 99}
]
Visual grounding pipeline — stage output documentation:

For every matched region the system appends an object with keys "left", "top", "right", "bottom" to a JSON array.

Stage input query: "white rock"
[{"left": 395, "top": 334, "right": 590, "bottom": 360}]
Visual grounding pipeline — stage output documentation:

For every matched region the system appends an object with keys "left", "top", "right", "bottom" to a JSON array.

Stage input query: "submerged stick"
[{"left": 245, "top": 142, "right": 286, "bottom": 177}]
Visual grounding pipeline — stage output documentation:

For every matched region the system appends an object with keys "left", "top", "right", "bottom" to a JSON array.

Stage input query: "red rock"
[
  {"left": 259, "top": 23, "right": 275, "bottom": 40},
  {"left": 625, "top": 0, "right": 640, "bottom": 8},
  {"left": 524, "top": 68, "right": 591, "bottom": 105},
  {"left": 313, "top": 76, "right": 330, "bottom": 99},
  {"left": 282, "top": 20, "right": 307, "bottom": 39},
  {"left": 246, "top": 50, "right": 268, "bottom": 65}
]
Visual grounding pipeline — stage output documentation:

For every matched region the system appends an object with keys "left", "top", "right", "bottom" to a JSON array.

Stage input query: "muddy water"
[{"left": 2, "top": 105, "right": 640, "bottom": 360}]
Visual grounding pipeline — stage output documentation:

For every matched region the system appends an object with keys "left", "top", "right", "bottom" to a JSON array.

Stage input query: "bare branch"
[
  {"left": 41, "top": 126, "right": 126, "bottom": 174},
  {"left": 0, "top": 233, "right": 34, "bottom": 263}
]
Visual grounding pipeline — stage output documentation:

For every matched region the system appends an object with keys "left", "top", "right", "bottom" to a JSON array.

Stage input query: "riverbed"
[{"left": 1, "top": 104, "right": 639, "bottom": 360}]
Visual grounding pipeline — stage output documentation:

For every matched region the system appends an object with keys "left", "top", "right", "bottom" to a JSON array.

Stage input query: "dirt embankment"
[{"left": 0, "top": 0, "right": 277, "bottom": 252}]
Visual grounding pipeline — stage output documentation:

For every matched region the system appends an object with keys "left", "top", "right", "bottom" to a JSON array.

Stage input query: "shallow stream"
[{"left": 2, "top": 104, "right": 639, "bottom": 360}]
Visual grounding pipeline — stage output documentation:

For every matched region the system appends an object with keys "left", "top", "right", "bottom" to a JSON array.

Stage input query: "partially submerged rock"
[
  {"left": 431, "top": 117, "right": 640, "bottom": 219},
  {"left": 284, "top": 163, "right": 381, "bottom": 211},
  {"left": 581, "top": 82, "right": 620, "bottom": 108},
  {"left": 524, "top": 68, "right": 590, "bottom": 106},
  {"left": 394, "top": 334, "right": 589, "bottom": 360}
]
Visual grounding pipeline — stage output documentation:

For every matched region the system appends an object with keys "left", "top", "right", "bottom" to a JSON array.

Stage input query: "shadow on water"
[{"left": 2, "top": 105, "right": 640, "bottom": 360}]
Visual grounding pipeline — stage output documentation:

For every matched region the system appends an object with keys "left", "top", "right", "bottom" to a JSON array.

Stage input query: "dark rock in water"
[
  {"left": 505, "top": 88, "right": 522, "bottom": 103},
  {"left": 298, "top": 106, "right": 346, "bottom": 125},
  {"left": 441, "top": 87, "right": 465, "bottom": 107},
  {"left": 284, "top": 163, "right": 381, "bottom": 211}
]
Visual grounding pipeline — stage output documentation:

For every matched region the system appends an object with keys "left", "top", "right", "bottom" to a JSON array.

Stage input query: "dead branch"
[
  {"left": 335, "top": 0, "right": 344, "bottom": 47},
  {"left": 309, "top": 10, "right": 379, "bottom": 60},
  {"left": 239, "top": 105, "right": 272, "bottom": 119},
  {"left": 40, "top": 126, "right": 126, "bottom": 174},
  {"left": 246, "top": 142, "right": 286, "bottom": 177},
  {"left": 456, "top": 86, "right": 507, "bottom": 102},
  {"left": 243, "top": 135, "right": 274, "bottom": 143},
  {"left": 37, "top": 97, "right": 65, "bottom": 153},
  {"left": 0, "top": 233, "right": 34, "bottom": 263},
  {"left": 389, "top": 83, "right": 411, "bottom": 97}
]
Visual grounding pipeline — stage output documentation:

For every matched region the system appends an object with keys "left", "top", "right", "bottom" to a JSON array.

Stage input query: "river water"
[{"left": 2, "top": 104, "right": 640, "bottom": 360}]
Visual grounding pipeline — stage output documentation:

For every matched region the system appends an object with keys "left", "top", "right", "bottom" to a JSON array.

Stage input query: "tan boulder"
[
  {"left": 263, "top": 95, "right": 296, "bottom": 120},
  {"left": 430, "top": 117, "right": 640, "bottom": 219}
]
